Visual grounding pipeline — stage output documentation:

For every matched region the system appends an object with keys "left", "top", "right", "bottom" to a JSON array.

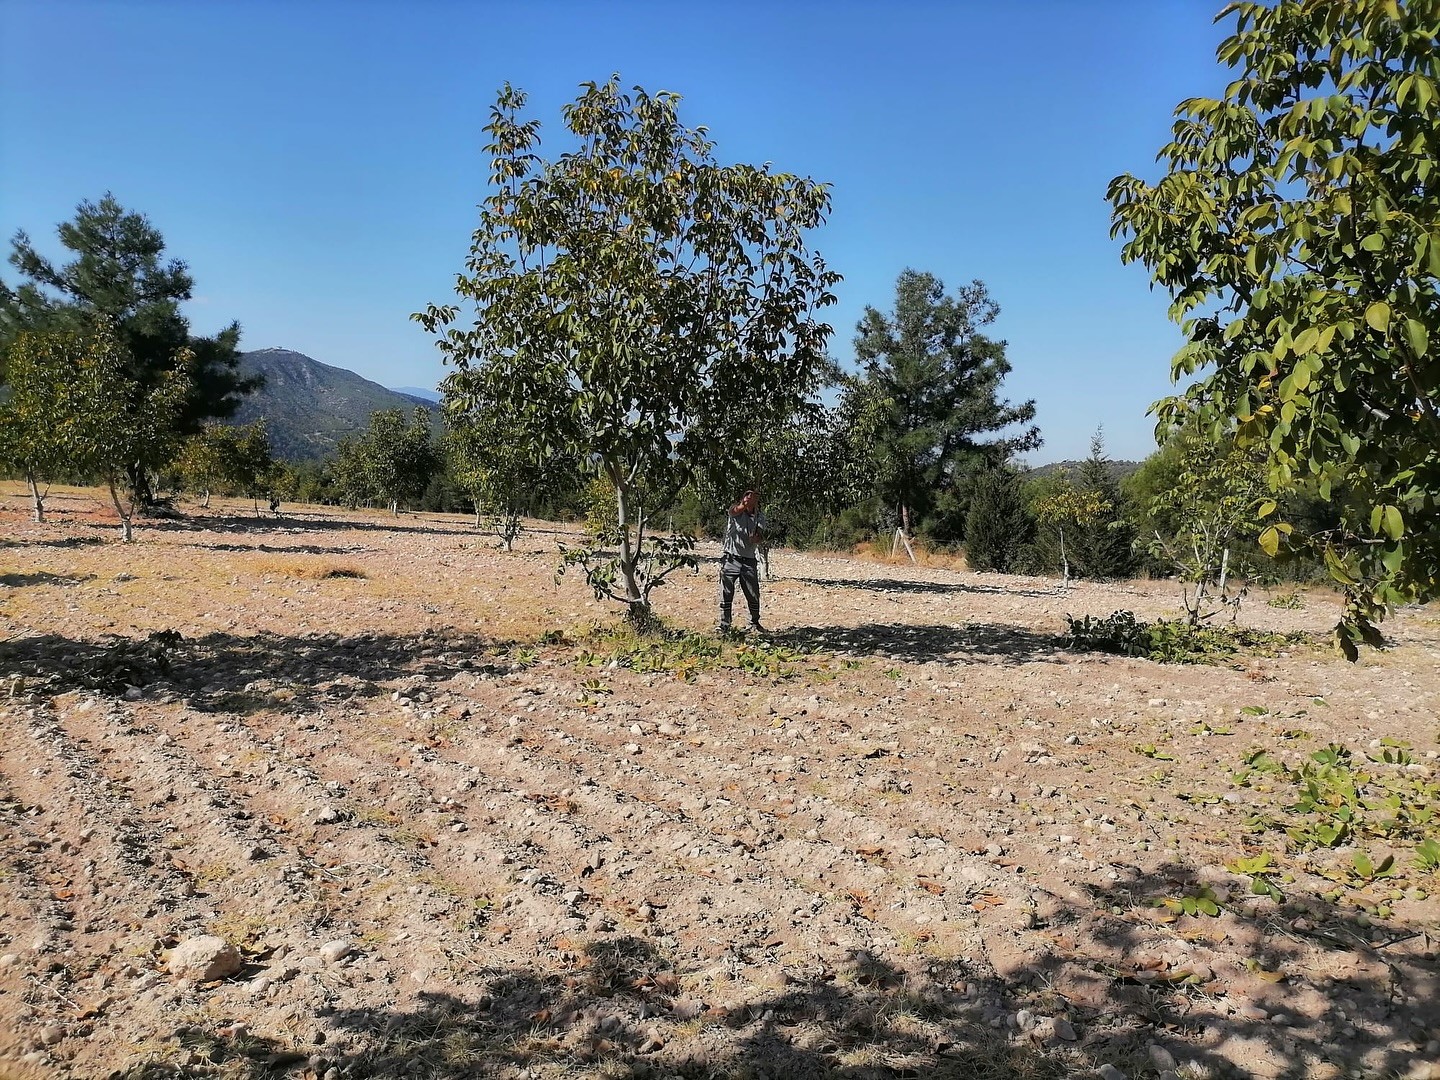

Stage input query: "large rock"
[{"left": 168, "top": 936, "right": 242, "bottom": 982}]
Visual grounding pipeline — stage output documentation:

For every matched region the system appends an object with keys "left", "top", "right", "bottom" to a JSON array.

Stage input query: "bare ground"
[{"left": 2, "top": 486, "right": 1438, "bottom": 1080}]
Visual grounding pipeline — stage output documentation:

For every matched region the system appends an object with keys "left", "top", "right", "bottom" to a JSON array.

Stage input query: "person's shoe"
[{"left": 747, "top": 623, "right": 768, "bottom": 637}]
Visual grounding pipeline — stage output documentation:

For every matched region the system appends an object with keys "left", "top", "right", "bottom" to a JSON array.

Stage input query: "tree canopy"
[
  {"left": 1108, "top": 0, "right": 1440, "bottom": 656},
  {"left": 415, "top": 76, "right": 840, "bottom": 621},
  {"left": 1, "top": 194, "right": 255, "bottom": 496},
  {"left": 853, "top": 270, "right": 1040, "bottom": 548}
]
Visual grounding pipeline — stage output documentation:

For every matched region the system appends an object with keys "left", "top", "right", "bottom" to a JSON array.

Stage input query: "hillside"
[
  {"left": 1025, "top": 458, "right": 1142, "bottom": 483},
  {"left": 232, "top": 348, "right": 436, "bottom": 461}
]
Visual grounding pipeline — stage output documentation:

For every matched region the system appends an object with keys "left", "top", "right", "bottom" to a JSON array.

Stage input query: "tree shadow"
[
  {"left": 104, "top": 862, "right": 1435, "bottom": 1080},
  {"left": 0, "top": 570, "right": 96, "bottom": 587},
  {"left": 189, "top": 542, "right": 368, "bottom": 556},
  {"left": 785, "top": 575, "right": 1060, "bottom": 601},
  {"left": 0, "top": 535, "right": 106, "bottom": 549},
  {"left": 0, "top": 628, "right": 506, "bottom": 713},
  {"left": 773, "top": 622, "right": 1069, "bottom": 666}
]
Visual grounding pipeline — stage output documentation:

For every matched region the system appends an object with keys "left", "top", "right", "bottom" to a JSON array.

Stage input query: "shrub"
[{"left": 963, "top": 467, "right": 1034, "bottom": 572}]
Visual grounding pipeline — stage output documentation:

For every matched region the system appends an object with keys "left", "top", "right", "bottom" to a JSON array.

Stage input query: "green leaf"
[
  {"left": 1365, "top": 301, "right": 1391, "bottom": 332},
  {"left": 1258, "top": 526, "right": 1281, "bottom": 557},
  {"left": 1257, "top": 499, "right": 1277, "bottom": 519},
  {"left": 1381, "top": 504, "right": 1404, "bottom": 541},
  {"left": 1403, "top": 319, "right": 1428, "bottom": 357}
]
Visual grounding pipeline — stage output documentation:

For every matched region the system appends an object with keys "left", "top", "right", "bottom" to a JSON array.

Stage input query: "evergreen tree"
[
  {"left": 1067, "top": 430, "right": 1136, "bottom": 579},
  {"left": 854, "top": 269, "right": 1039, "bottom": 557},
  {"left": 963, "top": 466, "right": 1033, "bottom": 572}
]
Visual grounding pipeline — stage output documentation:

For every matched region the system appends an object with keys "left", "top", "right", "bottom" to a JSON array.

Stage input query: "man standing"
[{"left": 719, "top": 489, "right": 767, "bottom": 635}]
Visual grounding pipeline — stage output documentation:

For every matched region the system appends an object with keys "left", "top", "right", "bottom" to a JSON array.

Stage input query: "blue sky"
[{"left": 1, "top": 1, "right": 1229, "bottom": 463}]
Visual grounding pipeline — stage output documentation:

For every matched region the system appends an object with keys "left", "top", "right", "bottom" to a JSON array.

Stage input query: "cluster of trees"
[
  {"left": 0, "top": 195, "right": 258, "bottom": 539},
  {"left": 6, "top": 1, "right": 1436, "bottom": 656}
]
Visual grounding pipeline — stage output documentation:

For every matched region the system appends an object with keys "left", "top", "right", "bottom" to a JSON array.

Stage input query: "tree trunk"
[
  {"left": 391, "top": 499, "right": 399, "bottom": 516},
  {"left": 107, "top": 478, "right": 134, "bottom": 543},
  {"left": 1058, "top": 526, "right": 1070, "bottom": 588},
  {"left": 200, "top": 488, "right": 211, "bottom": 509},
  {"left": 613, "top": 478, "right": 647, "bottom": 623},
  {"left": 27, "top": 470, "right": 44, "bottom": 523}
]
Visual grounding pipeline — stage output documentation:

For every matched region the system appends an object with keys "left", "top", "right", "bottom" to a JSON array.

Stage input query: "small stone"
[
  {"left": 0, "top": 954, "right": 18, "bottom": 968},
  {"left": 316, "top": 806, "right": 342, "bottom": 824},
  {"left": 38, "top": 1023, "right": 64, "bottom": 1046},
  {"left": 168, "top": 936, "right": 242, "bottom": 982},
  {"left": 318, "top": 940, "right": 352, "bottom": 964},
  {"left": 246, "top": 845, "right": 265, "bottom": 861},
  {"left": 1053, "top": 1018, "right": 1077, "bottom": 1041},
  {"left": 1235, "top": 1003, "right": 1268, "bottom": 1021},
  {"left": 1099, "top": 1066, "right": 1128, "bottom": 1080},
  {"left": 1149, "top": 1043, "right": 1178, "bottom": 1071},
  {"left": 123, "top": 687, "right": 143, "bottom": 701}
]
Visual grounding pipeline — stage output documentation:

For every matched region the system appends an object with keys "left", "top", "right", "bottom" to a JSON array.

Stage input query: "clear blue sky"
[{"left": 1, "top": 1, "right": 1230, "bottom": 463}]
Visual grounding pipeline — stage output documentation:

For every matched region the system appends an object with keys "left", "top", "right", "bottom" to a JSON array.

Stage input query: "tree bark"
[
  {"left": 26, "top": 470, "right": 45, "bottom": 523},
  {"left": 107, "top": 477, "right": 134, "bottom": 543},
  {"left": 613, "top": 476, "right": 649, "bottom": 624}
]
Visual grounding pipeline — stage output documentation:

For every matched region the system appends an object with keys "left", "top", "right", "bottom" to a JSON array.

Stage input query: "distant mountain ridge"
[
  {"left": 233, "top": 348, "right": 436, "bottom": 462},
  {"left": 1025, "top": 459, "right": 1142, "bottom": 483},
  {"left": 390, "top": 385, "right": 441, "bottom": 402}
]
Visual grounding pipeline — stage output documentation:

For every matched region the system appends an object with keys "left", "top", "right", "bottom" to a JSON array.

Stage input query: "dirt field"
[{"left": 2, "top": 486, "right": 1438, "bottom": 1080}]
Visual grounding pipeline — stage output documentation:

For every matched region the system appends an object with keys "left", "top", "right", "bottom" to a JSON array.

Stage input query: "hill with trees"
[{"left": 231, "top": 347, "right": 436, "bottom": 461}]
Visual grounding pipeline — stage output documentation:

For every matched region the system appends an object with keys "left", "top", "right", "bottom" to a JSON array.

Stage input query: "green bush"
[{"left": 1066, "top": 610, "right": 1312, "bottom": 664}]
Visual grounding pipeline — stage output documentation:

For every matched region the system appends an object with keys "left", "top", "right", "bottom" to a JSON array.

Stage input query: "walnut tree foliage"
[
  {"left": 441, "top": 377, "right": 574, "bottom": 550},
  {"left": 1108, "top": 0, "right": 1440, "bottom": 657},
  {"left": 2, "top": 321, "right": 192, "bottom": 542},
  {"left": 415, "top": 77, "right": 840, "bottom": 622}
]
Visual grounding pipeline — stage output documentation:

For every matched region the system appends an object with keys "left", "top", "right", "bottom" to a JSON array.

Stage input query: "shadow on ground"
[
  {"left": 103, "top": 860, "right": 1436, "bottom": 1080},
  {"left": 784, "top": 575, "right": 1059, "bottom": 601},
  {"left": 0, "top": 571, "right": 96, "bottom": 588},
  {"left": 0, "top": 629, "right": 501, "bottom": 714},
  {"left": 773, "top": 622, "right": 1070, "bottom": 666}
]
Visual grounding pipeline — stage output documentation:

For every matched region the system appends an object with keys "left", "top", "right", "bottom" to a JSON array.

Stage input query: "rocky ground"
[{"left": 1, "top": 486, "right": 1438, "bottom": 1080}]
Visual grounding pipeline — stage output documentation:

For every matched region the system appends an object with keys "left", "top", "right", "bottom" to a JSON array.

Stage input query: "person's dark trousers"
[{"left": 718, "top": 554, "right": 761, "bottom": 628}]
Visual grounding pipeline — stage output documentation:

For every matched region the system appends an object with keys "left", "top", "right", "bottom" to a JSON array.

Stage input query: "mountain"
[
  {"left": 233, "top": 348, "right": 437, "bottom": 462},
  {"left": 390, "top": 385, "right": 441, "bottom": 403}
]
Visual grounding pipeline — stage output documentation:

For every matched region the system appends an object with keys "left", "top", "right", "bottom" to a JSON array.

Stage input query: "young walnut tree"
[
  {"left": 415, "top": 77, "right": 840, "bottom": 623},
  {"left": 1109, "top": 0, "right": 1440, "bottom": 657}
]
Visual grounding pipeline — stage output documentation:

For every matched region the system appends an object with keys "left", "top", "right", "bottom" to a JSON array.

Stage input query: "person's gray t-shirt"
[{"left": 723, "top": 509, "right": 766, "bottom": 560}]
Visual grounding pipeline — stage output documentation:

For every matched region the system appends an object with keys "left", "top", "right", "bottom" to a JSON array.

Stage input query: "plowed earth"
[{"left": 1, "top": 487, "right": 1437, "bottom": 1080}]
